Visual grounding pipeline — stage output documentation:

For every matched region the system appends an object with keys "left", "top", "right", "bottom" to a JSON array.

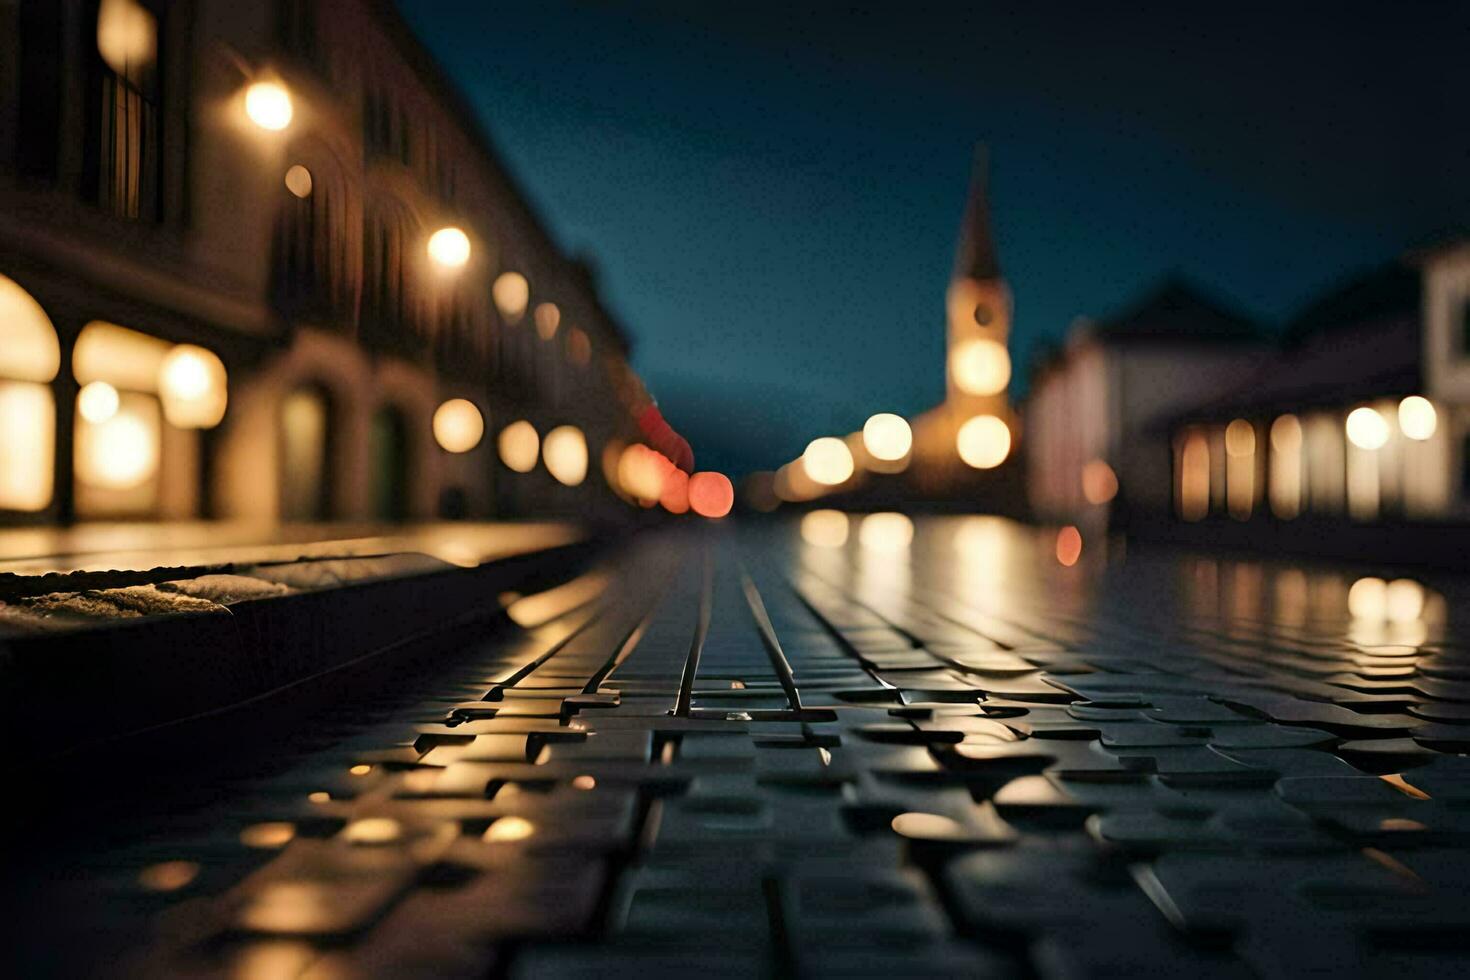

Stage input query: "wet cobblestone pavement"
[{"left": 9, "top": 515, "right": 1470, "bottom": 978}]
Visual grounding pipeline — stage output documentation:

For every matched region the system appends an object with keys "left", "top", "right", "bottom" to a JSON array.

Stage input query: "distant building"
[
  {"left": 0, "top": 0, "right": 650, "bottom": 526},
  {"left": 1024, "top": 280, "right": 1268, "bottom": 523},
  {"left": 1168, "top": 242, "right": 1470, "bottom": 526},
  {"left": 906, "top": 148, "right": 1022, "bottom": 500}
]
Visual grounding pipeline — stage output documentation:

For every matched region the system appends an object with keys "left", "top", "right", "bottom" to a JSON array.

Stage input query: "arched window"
[
  {"left": 87, "top": 0, "right": 164, "bottom": 220},
  {"left": 280, "top": 384, "right": 334, "bottom": 522},
  {"left": 360, "top": 200, "right": 423, "bottom": 356},
  {"left": 0, "top": 274, "right": 59, "bottom": 512},
  {"left": 272, "top": 142, "right": 355, "bottom": 327}
]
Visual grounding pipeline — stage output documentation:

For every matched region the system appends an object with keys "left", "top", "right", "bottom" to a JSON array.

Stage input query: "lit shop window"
[
  {"left": 72, "top": 322, "right": 227, "bottom": 514},
  {"left": 0, "top": 274, "right": 60, "bottom": 511},
  {"left": 1224, "top": 419, "right": 1255, "bottom": 521},
  {"left": 1268, "top": 414, "right": 1303, "bottom": 519},
  {"left": 1176, "top": 428, "right": 1209, "bottom": 521}
]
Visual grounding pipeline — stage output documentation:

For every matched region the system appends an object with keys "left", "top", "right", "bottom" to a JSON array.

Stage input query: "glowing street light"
[
  {"left": 427, "top": 227, "right": 471, "bottom": 269},
  {"left": 862, "top": 413, "right": 912, "bottom": 462},
  {"left": 1345, "top": 406, "right": 1389, "bottom": 450},
  {"left": 956, "top": 414, "right": 1010, "bottom": 469},
  {"left": 432, "top": 398, "right": 484, "bottom": 453},
  {"left": 1398, "top": 396, "right": 1437, "bottom": 441},
  {"left": 803, "top": 436, "right": 854, "bottom": 486},
  {"left": 77, "top": 381, "right": 120, "bottom": 424},
  {"left": 244, "top": 81, "right": 293, "bottom": 131}
]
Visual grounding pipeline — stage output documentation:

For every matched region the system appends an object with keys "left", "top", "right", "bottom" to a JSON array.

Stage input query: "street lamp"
[
  {"left": 244, "top": 81, "right": 293, "bottom": 131},
  {"left": 427, "top": 227, "right": 471, "bottom": 269}
]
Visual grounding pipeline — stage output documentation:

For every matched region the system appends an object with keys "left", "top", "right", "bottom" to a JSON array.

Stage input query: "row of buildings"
[
  {"left": 1024, "top": 241, "right": 1470, "bottom": 537},
  {"left": 1, "top": 0, "right": 662, "bottom": 528}
]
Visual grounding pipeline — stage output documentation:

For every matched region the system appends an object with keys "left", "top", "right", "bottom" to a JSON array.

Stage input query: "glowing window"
[
  {"left": 0, "top": 275, "right": 59, "bottom": 511},
  {"left": 1177, "top": 429, "right": 1209, "bottom": 521}
]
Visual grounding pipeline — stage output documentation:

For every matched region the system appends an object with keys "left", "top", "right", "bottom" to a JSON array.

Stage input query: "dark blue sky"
[{"left": 397, "top": 0, "right": 1468, "bottom": 475}]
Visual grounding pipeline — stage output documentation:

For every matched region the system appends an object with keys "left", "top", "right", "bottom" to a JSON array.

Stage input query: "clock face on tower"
[{"left": 973, "top": 303, "right": 994, "bottom": 327}]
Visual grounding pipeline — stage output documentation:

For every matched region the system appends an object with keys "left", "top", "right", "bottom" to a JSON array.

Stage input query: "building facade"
[
  {"left": 0, "top": 0, "right": 650, "bottom": 527},
  {"left": 1024, "top": 280, "right": 1268, "bottom": 523},
  {"left": 1169, "top": 244, "right": 1470, "bottom": 526}
]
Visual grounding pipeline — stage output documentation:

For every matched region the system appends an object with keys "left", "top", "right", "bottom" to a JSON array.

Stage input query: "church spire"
[{"left": 953, "top": 145, "right": 1001, "bottom": 282}]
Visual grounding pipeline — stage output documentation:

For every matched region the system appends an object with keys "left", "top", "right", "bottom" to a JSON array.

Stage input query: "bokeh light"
[
  {"left": 1224, "top": 419, "right": 1255, "bottom": 457},
  {"left": 950, "top": 338, "right": 1011, "bottom": 396},
  {"left": 689, "top": 472, "right": 734, "bottom": 518},
  {"left": 432, "top": 398, "right": 484, "bottom": 453},
  {"left": 956, "top": 414, "right": 1010, "bottom": 469},
  {"left": 493, "top": 272, "right": 530, "bottom": 321},
  {"left": 1385, "top": 578, "right": 1425, "bottom": 623},
  {"left": 803, "top": 436, "right": 854, "bottom": 486},
  {"left": 1080, "top": 459, "right": 1117, "bottom": 505},
  {"left": 498, "top": 420, "right": 539, "bottom": 472},
  {"left": 801, "top": 509, "right": 849, "bottom": 548},
  {"left": 1345, "top": 406, "right": 1389, "bottom": 450},
  {"left": 862, "top": 413, "right": 912, "bottom": 462},
  {"left": 618, "top": 444, "right": 670, "bottom": 503},
  {"left": 158, "top": 344, "right": 227, "bottom": 429},
  {"left": 1055, "top": 525, "right": 1083, "bottom": 566},
  {"left": 1397, "top": 396, "right": 1437, "bottom": 441},
  {"left": 660, "top": 467, "right": 690, "bottom": 513},
  {"left": 284, "top": 164, "right": 312, "bottom": 198},
  {"left": 534, "top": 303, "right": 561, "bottom": 340},
  {"left": 78, "top": 381, "right": 120, "bottom": 424},
  {"left": 427, "top": 227, "right": 471, "bottom": 268},
  {"left": 97, "top": 0, "right": 156, "bottom": 81},
  {"left": 244, "top": 81, "right": 293, "bottom": 131},
  {"left": 1347, "top": 577, "right": 1387, "bottom": 620},
  {"left": 1270, "top": 414, "right": 1302, "bottom": 452},
  {"left": 859, "top": 512, "right": 913, "bottom": 552},
  {"left": 542, "top": 425, "right": 588, "bottom": 486},
  {"left": 77, "top": 400, "right": 159, "bottom": 490}
]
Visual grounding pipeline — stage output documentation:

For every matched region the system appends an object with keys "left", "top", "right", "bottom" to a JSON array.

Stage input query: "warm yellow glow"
[
  {"left": 859, "top": 512, "right": 913, "bottom": 552},
  {"left": 1056, "top": 525, "right": 1082, "bottom": 566},
  {"left": 1384, "top": 579, "right": 1425, "bottom": 623},
  {"left": 956, "top": 415, "right": 1010, "bottom": 469},
  {"left": 78, "top": 381, "right": 120, "bottom": 424},
  {"left": 159, "top": 344, "right": 227, "bottom": 429},
  {"left": 1397, "top": 396, "right": 1437, "bottom": 441},
  {"left": 950, "top": 338, "right": 1011, "bottom": 396},
  {"left": 618, "top": 444, "right": 667, "bottom": 501},
  {"left": 534, "top": 303, "right": 561, "bottom": 340},
  {"left": 1080, "top": 459, "right": 1117, "bottom": 505},
  {"left": 1225, "top": 419, "right": 1255, "bottom": 457},
  {"left": 74, "top": 321, "right": 169, "bottom": 391},
  {"left": 1269, "top": 415, "right": 1303, "bottom": 519},
  {"left": 1178, "top": 429, "right": 1209, "bottom": 521},
  {"left": 96, "top": 0, "right": 156, "bottom": 82},
  {"left": 572, "top": 775, "right": 596, "bottom": 791},
  {"left": 137, "top": 861, "right": 197, "bottom": 893},
  {"left": 543, "top": 425, "right": 588, "bottom": 486},
  {"left": 432, "top": 399, "right": 484, "bottom": 453},
  {"left": 862, "top": 413, "right": 912, "bottom": 462},
  {"left": 803, "top": 437, "right": 854, "bottom": 486},
  {"left": 1346, "top": 406, "right": 1389, "bottom": 450},
  {"left": 240, "top": 822, "right": 296, "bottom": 849},
  {"left": 343, "top": 817, "right": 401, "bottom": 845},
  {"left": 284, "top": 164, "right": 312, "bottom": 198},
  {"left": 427, "top": 227, "right": 471, "bottom": 268},
  {"left": 1225, "top": 420, "right": 1255, "bottom": 520},
  {"left": 244, "top": 81, "right": 293, "bottom": 131},
  {"left": 801, "top": 509, "right": 850, "bottom": 548},
  {"left": 76, "top": 396, "right": 159, "bottom": 490},
  {"left": 498, "top": 420, "right": 539, "bottom": 473},
  {"left": 493, "top": 272, "right": 530, "bottom": 321},
  {"left": 0, "top": 274, "right": 60, "bottom": 383},
  {"left": 1348, "top": 577, "right": 1387, "bottom": 620},
  {"left": 774, "top": 461, "right": 822, "bottom": 502},
  {"left": 349, "top": 764, "right": 372, "bottom": 776},
  {"left": 0, "top": 382, "right": 54, "bottom": 511},
  {"left": 484, "top": 816, "right": 535, "bottom": 842}
]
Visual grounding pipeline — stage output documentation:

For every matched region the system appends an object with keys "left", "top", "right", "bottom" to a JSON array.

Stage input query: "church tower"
[{"left": 945, "top": 146, "right": 1012, "bottom": 416}]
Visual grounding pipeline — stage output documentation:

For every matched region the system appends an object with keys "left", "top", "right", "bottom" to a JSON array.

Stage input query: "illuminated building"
[
  {"left": 1168, "top": 248, "right": 1470, "bottom": 526},
  {"left": 0, "top": 0, "right": 653, "bottom": 525},
  {"left": 1024, "top": 280, "right": 1269, "bottom": 524}
]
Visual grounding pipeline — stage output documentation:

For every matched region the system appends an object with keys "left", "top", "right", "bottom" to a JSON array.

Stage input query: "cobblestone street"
[{"left": 8, "top": 516, "right": 1470, "bottom": 977}]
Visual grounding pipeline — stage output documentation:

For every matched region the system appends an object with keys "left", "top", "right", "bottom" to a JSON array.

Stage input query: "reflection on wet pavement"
[{"left": 9, "top": 516, "right": 1470, "bottom": 978}]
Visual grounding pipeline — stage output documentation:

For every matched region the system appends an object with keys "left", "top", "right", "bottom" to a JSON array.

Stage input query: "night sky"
[{"left": 396, "top": 0, "right": 1469, "bottom": 476}]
